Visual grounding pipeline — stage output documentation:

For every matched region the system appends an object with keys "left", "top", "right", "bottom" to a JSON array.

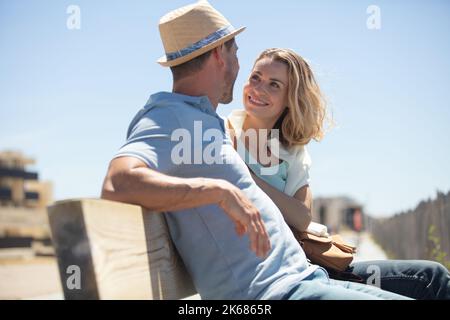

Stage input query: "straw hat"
[{"left": 157, "top": 1, "right": 245, "bottom": 67}]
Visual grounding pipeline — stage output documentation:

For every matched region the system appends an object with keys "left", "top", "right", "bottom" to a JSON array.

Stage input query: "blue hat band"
[{"left": 165, "top": 25, "right": 234, "bottom": 62}]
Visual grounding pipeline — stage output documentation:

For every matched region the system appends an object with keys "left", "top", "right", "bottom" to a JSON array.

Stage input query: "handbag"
[{"left": 291, "top": 228, "right": 357, "bottom": 272}]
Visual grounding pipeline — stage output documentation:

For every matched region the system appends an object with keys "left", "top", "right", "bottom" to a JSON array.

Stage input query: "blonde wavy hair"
[{"left": 254, "top": 48, "right": 332, "bottom": 147}]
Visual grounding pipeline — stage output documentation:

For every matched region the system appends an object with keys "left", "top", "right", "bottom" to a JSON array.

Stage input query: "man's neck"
[{"left": 173, "top": 77, "right": 220, "bottom": 110}]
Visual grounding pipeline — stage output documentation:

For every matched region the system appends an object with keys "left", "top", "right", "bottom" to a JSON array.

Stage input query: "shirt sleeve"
[
  {"left": 284, "top": 145, "right": 312, "bottom": 196},
  {"left": 113, "top": 106, "right": 181, "bottom": 175}
]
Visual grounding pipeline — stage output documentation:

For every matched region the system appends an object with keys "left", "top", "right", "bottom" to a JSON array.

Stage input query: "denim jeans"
[
  {"left": 348, "top": 260, "right": 450, "bottom": 300},
  {"left": 285, "top": 267, "right": 411, "bottom": 300}
]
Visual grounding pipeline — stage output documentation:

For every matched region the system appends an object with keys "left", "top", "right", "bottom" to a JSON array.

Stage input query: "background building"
[
  {"left": 312, "top": 196, "right": 365, "bottom": 234},
  {"left": 0, "top": 151, "right": 53, "bottom": 208},
  {"left": 0, "top": 150, "right": 53, "bottom": 254}
]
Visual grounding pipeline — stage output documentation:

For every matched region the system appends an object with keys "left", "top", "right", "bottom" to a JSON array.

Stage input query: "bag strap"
[
  {"left": 330, "top": 234, "right": 357, "bottom": 253},
  {"left": 324, "top": 267, "right": 365, "bottom": 283},
  {"left": 296, "top": 231, "right": 332, "bottom": 244}
]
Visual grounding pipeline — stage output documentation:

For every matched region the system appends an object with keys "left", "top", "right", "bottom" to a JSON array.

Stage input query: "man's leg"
[
  {"left": 285, "top": 268, "right": 410, "bottom": 300},
  {"left": 348, "top": 260, "right": 450, "bottom": 299}
]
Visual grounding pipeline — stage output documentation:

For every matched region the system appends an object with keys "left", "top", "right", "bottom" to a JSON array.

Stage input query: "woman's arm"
[
  {"left": 293, "top": 183, "right": 313, "bottom": 212},
  {"left": 251, "top": 172, "right": 312, "bottom": 232}
]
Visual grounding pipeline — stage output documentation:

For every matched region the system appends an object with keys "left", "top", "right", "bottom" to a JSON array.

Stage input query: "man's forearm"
[
  {"left": 101, "top": 157, "right": 271, "bottom": 257},
  {"left": 102, "top": 167, "right": 225, "bottom": 212}
]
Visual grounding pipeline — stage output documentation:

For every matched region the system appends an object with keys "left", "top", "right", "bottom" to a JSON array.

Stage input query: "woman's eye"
[
  {"left": 271, "top": 82, "right": 280, "bottom": 88},
  {"left": 250, "top": 74, "right": 259, "bottom": 81}
]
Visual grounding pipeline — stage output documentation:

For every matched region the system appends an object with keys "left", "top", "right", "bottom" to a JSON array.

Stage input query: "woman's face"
[{"left": 243, "top": 57, "right": 289, "bottom": 126}]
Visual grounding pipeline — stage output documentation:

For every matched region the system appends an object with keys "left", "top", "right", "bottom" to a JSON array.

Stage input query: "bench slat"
[{"left": 48, "top": 198, "right": 196, "bottom": 300}]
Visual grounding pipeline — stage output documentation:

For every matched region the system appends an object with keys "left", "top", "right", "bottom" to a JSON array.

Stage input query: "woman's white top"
[{"left": 226, "top": 109, "right": 312, "bottom": 197}]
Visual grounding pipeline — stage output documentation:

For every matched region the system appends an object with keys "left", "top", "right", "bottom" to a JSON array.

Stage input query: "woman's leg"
[
  {"left": 329, "top": 277, "right": 412, "bottom": 300},
  {"left": 286, "top": 268, "right": 411, "bottom": 300},
  {"left": 348, "top": 260, "right": 450, "bottom": 299}
]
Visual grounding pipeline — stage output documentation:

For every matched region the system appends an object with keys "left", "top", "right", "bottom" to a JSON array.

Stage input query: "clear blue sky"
[{"left": 1, "top": 0, "right": 449, "bottom": 217}]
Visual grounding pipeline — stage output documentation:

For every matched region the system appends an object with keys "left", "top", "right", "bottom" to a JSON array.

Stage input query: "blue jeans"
[
  {"left": 348, "top": 260, "right": 450, "bottom": 300},
  {"left": 285, "top": 267, "right": 411, "bottom": 300}
]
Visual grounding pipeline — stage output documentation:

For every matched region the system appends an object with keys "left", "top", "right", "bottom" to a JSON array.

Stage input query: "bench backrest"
[{"left": 47, "top": 198, "right": 196, "bottom": 299}]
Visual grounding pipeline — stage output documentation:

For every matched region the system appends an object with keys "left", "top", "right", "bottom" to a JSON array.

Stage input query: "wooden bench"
[{"left": 47, "top": 198, "right": 197, "bottom": 299}]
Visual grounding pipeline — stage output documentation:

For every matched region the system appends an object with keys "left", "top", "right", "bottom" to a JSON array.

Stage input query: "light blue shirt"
[
  {"left": 243, "top": 146, "right": 288, "bottom": 193},
  {"left": 114, "top": 92, "right": 318, "bottom": 299}
]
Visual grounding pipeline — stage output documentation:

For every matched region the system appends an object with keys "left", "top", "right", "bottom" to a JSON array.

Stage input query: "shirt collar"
[{"left": 148, "top": 91, "right": 217, "bottom": 116}]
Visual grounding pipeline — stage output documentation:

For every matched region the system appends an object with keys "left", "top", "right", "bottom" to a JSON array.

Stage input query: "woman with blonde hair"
[
  {"left": 227, "top": 48, "right": 450, "bottom": 299},
  {"left": 227, "top": 48, "right": 328, "bottom": 234}
]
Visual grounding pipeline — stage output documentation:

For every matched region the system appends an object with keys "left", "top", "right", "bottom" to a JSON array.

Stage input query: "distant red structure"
[
  {"left": 353, "top": 208, "right": 363, "bottom": 232},
  {"left": 312, "top": 197, "right": 365, "bottom": 233}
]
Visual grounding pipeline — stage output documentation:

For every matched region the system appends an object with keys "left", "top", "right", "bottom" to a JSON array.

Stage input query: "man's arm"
[
  {"left": 250, "top": 172, "right": 312, "bottom": 232},
  {"left": 101, "top": 156, "right": 271, "bottom": 258}
]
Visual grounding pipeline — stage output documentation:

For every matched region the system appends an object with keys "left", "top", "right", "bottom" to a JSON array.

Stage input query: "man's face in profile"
[{"left": 220, "top": 40, "right": 240, "bottom": 104}]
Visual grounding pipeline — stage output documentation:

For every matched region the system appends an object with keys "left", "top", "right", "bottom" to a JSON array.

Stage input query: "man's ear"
[{"left": 211, "top": 45, "right": 225, "bottom": 67}]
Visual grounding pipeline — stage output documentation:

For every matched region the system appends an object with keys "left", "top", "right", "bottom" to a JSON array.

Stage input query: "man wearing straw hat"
[{"left": 101, "top": 1, "right": 410, "bottom": 299}]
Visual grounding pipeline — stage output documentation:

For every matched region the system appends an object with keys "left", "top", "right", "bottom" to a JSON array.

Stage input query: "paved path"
[
  {"left": 0, "top": 256, "right": 62, "bottom": 300},
  {"left": 341, "top": 231, "right": 387, "bottom": 262}
]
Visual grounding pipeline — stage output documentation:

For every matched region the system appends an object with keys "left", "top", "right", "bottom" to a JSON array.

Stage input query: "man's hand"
[{"left": 215, "top": 180, "right": 271, "bottom": 258}]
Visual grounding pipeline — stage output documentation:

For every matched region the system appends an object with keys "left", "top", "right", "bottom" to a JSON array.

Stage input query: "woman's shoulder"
[
  {"left": 277, "top": 141, "right": 307, "bottom": 157},
  {"left": 226, "top": 109, "right": 247, "bottom": 130},
  {"left": 279, "top": 143, "right": 312, "bottom": 196},
  {"left": 277, "top": 142, "right": 311, "bottom": 167}
]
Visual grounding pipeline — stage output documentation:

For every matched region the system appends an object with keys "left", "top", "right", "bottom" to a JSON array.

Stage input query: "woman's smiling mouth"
[{"left": 248, "top": 95, "right": 269, "bottom": 107}]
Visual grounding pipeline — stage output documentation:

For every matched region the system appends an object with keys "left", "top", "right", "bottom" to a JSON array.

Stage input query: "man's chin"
[{"left": 219, "top": 95, "right": 233, "bottom": 105}]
